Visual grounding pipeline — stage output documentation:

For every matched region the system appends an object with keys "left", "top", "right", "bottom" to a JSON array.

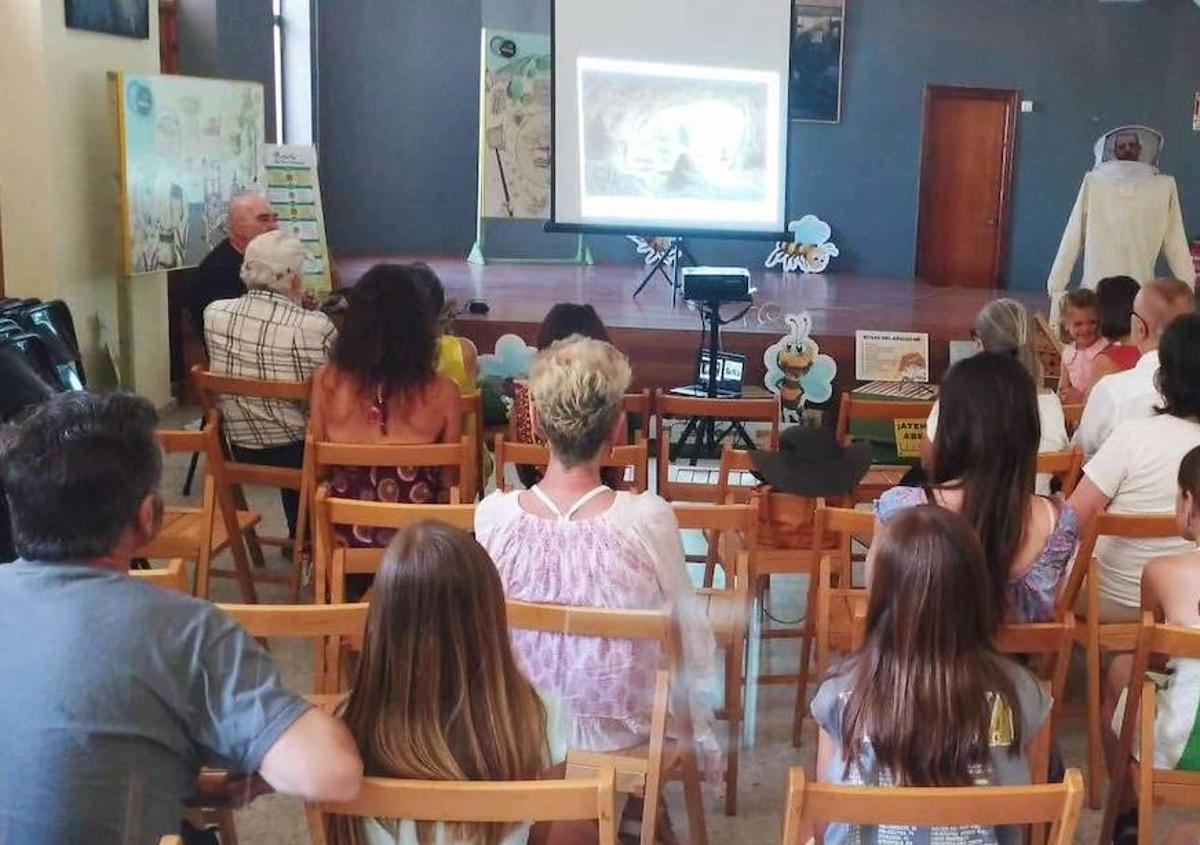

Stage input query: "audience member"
[
  {"left": 1069, "top": 313, "right": 1200, "bottom": 622},
  {"left": 1058, "top": 288, "right": 1105, "bottom": 403},
  {"left": 0, "top": 392, "right": 361, "bottom": 844},
  {"left": 509, "top": 303, "right": 624, "bottom": 489},
  {"left": 410, "top": 262, "right": 479, "bottom": 392},
  {"left": 310, "top": 264, "right": 462, "bottom": 547},
  {"left": 880, "top": 353, "right": 1076, "bottom": 623},
  {"left": 474, "top": 336, "right": 720, "bottom": 776},
  {"left": 1089, "top": 275, "right": 1143, "bottom": 380},
  {"left": 1075, "top": 278, "right": 1195, "bottom": 458},
  {"left": 811, "top": 506, "right": 1050, "bottom": 845},
  {"left": 924, "top": 299, "right": 1068, "bottom": 481},
  {"left": 1102, "top": 444, "right": 1200, "bottom": 842},
  {"left": 187, "top": 193, "right": 278, "bottom": 337},
  {"left": 205, "top": 229, "right": 337, "bottom": 537},
  {"left": 327, "top": 521, "right": 578, "bottom": 845}
]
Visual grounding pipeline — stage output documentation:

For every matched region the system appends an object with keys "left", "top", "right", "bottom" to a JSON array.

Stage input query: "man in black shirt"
[{"left": 187, "top": 194, "right": 278, "bottom": 336}]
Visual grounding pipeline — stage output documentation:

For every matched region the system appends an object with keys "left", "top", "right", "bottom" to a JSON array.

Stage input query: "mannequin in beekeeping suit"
[{"left": 1047, "top": 125, "right": 1194, "bottom": 324}]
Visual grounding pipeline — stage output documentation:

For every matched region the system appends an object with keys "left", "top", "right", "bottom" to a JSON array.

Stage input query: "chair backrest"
[
  {"left": 0, "top": 332, "right": 62, "bottom": 390},
  {"left": 622, "top": 389, "right": 655, "bottom": 441},
  {"left": 457, "top": 391, "right": 483, "bottom": 498},
  {"left": 19, "top": 300, "right": 80, "bottom": 358},
  {"left": 304, "top": 434, "right": 473, "bottom": 504},
  {"left": 1056, "top": 511, "right": 1179, "bottom": 614},
  {"left": 313, "top": 486, "right": 476, "bottom": 603},
  {"left": 993, "top": 616, "right": 1076, "bottom": 727},
  {"left": 306, "top": 764, "right": 618, "bottom": 845},
  {"left": 493, "top": 435, "right": 649, "bottom": 493},
  {"left": 655, "top": 394, "right": 780, "bottom": 502},
  {"left": 218, "top": 602, "right": 369, "bottom": 695},
  {"left": 835, "top": 393, "right": 935, "bottom": 448},
  {"left": 129, "top": 559, "right": 190, "bottom": 594},
  {"left": 780, "top": 766, "right": 1084, "bottom": 845},
  {"left": 715, "top": 446, "right": 761, "bottom": 504},
  {"left": 1035, "top": 448, "right": 1084, "bottom": 497},
  {"left": 1061, "top": 403, "right": 1084, "bottom": 435}
]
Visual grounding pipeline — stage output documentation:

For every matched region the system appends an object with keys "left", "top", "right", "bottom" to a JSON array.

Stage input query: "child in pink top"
[{"left": 1058, "top": 288, "right": 1107, "bottom": 403}]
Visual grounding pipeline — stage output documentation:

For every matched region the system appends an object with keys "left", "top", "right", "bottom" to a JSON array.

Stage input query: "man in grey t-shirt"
[{"left": 0, "top": 393, "right": 362, "bottom": 844}]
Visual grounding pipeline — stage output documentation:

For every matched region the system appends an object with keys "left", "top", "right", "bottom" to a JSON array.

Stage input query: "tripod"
[
  {"left": 631, "top": 238, "right": 697, "bottom": 305},
  {"left": 672, "top": 298, "right": 757, "bottom": 463}
]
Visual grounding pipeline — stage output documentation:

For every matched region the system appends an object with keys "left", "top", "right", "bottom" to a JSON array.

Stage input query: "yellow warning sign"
[{"left": 893, "top": 418, "right": 928, "bottom": 459}]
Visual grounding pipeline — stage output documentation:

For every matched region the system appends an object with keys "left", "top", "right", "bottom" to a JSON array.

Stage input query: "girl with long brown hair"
[
  {"left": 327, "top": 521, "right": 571, "bottom": 845},
  {"left": 811, "top": 507, "right": 1051, "bottom": 845}
]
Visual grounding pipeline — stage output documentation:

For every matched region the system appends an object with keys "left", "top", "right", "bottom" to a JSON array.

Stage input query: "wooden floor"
[{"left": 337, "top": 256, "right": 1048, "bottom": 391}]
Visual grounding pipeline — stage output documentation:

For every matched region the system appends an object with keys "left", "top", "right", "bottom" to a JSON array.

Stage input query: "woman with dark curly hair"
[
  {"left": 1089, "top": 275, "right": 1143, "bottom": 381},
  {"left": 309, "top": 264, "right": 461, "bottom": 547},
  {"left": 1069, "top": 312, "right": 1200, "bottom": 622}
]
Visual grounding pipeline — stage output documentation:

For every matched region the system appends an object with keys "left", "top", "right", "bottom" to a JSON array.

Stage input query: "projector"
[{"left": 681, "top": 266, "right": 752, "bottom": 303}]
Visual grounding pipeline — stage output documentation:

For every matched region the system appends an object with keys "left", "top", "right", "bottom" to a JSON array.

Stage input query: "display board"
[
  {"left": 265, "top": 145, "right": 332, "bottom": 294},
  {"left": 114, "top": 72, "right": 265, "bottom": 275},
  {"left": 480, "top": 30, "right": 552, "bottom": 220}
]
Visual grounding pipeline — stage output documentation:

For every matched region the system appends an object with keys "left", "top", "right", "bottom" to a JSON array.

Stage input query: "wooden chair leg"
[
  {"left": 792, "top": 568, "right": 821, "bottom": 747},
  {"left": 215, "top": 808, "right": 238, "bottom": 845},
  {"left": 288, "top": 484, "right": 310, "bottom": 603},
  {"left": 679, "top": 749, "right": 709, "bottom": 845},
  {"left": 1085, "top": 629, "right": 1105, "bottom": 810}
]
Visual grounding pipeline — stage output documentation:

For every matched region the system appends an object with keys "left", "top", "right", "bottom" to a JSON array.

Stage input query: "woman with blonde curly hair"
[{"left": 474, "top": 335, "right": 720, "bottom": 832}]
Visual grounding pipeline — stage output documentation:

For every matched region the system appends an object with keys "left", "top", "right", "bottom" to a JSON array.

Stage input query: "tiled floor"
[{"left": 156, "top": 406, "right": 1188, "bottom": 844}]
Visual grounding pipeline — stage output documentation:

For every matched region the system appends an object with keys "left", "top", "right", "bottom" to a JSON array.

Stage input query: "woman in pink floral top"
[{"left": 475, "top": 335, "right": 721, "bottom": 777}]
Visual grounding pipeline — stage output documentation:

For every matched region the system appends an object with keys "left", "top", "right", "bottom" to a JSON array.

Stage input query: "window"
[{"left": 272, "top": 0, "right": 314, "bottom": 144}]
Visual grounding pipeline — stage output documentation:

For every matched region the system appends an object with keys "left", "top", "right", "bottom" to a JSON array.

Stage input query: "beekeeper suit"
[{"left": 1048, "top": 126, "right": 1194, "bottom": 324}]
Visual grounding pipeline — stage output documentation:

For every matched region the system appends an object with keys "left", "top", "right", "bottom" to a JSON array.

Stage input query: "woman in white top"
[
  {"left": 475, "top": 335, "right": 721, "bottom": 778},
  {"left": 327, "top": 521, "right": 576, "bottom": 845},
  {"left": 923, "top": 299, "right": 1069, "bottom": 493},
  {"left": 1069, "top": 313, "right": 1200, "bottom": 623}
]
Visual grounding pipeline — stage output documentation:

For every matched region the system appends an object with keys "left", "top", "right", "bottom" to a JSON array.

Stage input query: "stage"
[{"left": 336, "top": 257, "right": 1048, "bottom": 396}]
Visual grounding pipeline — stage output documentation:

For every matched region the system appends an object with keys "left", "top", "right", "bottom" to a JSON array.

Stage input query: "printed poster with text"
[
  {"left": 264, "top": 144, "right": 332, "bottom": 294},
  {"left": 854, "top": 330, "right": 930, "bottom": 382}
]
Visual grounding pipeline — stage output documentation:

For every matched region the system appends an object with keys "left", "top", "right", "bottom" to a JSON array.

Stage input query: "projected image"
[{"left": 576, "top": 58, "right": 781, "bottom": 227}]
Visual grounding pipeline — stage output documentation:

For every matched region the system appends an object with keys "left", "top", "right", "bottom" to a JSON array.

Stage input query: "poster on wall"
[
  {"left": 790, "top": 0, "right": 846, "bottom": 123},
  {"left": 854, "top": 330, "right": 930, "bottom": 382},
  {"left": 264, "top": 145, "right": 332, "bottom": 295},
  {"left": 113, "top": 73, "right": 264, "bottom": 275},
  {"left": 479, "top": 29, "right": 552, "bottom": 219},
  {"left": 66, "top": 0, "right": 149, "bottom": 39}
]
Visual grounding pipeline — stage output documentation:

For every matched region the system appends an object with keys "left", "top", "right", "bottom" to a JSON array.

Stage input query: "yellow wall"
[{"left": 0, "top": 0, "right": 170, "bottom": 406}]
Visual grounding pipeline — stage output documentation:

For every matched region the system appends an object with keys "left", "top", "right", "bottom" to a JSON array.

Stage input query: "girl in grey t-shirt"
[{"left": 811, "top": 506, "right": 1051, "bottom": 845}]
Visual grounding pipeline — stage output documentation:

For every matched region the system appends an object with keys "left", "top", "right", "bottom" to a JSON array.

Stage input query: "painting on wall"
[
  {"left": 114, "top": 73, "right": 264, "bottom": 274},
  {"left": 790, "top": 0, "right": 845, "bottom": 123},
  {"left": 480, "top": 30, "right": 552, "bottom": 219},
  {"left": 66, "top": 0, "right": 149, "bottom": 39}
]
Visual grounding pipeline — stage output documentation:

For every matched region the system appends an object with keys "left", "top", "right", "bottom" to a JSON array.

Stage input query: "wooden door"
[{"left": 915, "top": 85, "right": 1018, "bottom": 288}]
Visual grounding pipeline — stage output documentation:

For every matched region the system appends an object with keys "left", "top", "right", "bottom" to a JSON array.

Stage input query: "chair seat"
[
  {"left": 138, "top": 507, "right": 262, "bottom": 560},
  {"left": 851, "top": 465, "right": 909, "bottom": 502}
]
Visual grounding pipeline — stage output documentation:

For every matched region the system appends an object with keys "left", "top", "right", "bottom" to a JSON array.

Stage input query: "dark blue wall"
[{"left": 232, "top": 0, "right": 1200, "bottom": 290}]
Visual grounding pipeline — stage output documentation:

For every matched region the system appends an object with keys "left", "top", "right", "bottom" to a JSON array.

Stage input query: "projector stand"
[
  {"left": 631, "top": 238, "right": 696, "bottom": 306},
  {"left": 672, "top": 298, "right": 757, "bottom": 463}
]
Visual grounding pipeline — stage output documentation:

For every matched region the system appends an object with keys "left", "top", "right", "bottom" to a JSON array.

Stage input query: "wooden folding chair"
[
  {"left": 192, "top": 366, "right": 313, "bottom": 602},
  {"left": 1101, "top": 614, "right": 1200, "bottom": 845},
  {"left": 313, "top": 486, "right": 476, "bottom": 604},
  {"left": 673, "top": 501, "right": 757, "bottom": 815},
  {"left": 780, "top": 766, "right": 1084, "bottom": 845},
  {"left": 655, "top": 394, "right": 780, "bottom": 503},
  {"left": 835, "top": 392, "right": 934, "bottom": 504},
  {"left": 805, "top": 505, "right": 875, "bottom": 746},
  {"left": 457, "top": 391, "right": 483, "bottom": 501},
  {"left": 306, "top": 758, "right": 618, "bottom": 845},
  {"left": 1055, "top": 510, "right": 1178, "bottom": 808},
  {"left": 507, "top": 600, "right": 708, "bottom": 845},
  {"left": 622, "top": 389, "right": 655, "bottom": 442},
  {"left": 129, "top": 559, "right": 190, "bottom": 595},
  {"left": 493, "top": 435, "right": 649, "bottom": 493},
  {"left": 218, "top": 601, "right": 368, "bottom": 699},
  {"left": 134, "top": 416, "right": 260, "bottom": 601},
  {"left": 1036, "top": 448, "right": 1084, "bottom": 497}
]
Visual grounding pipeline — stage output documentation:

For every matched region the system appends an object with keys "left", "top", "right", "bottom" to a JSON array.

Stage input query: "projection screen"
[{"left": 551, "top": 0, "right": 792, "bottom": 236}]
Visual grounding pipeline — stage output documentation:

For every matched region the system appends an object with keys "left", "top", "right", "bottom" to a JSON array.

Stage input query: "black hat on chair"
[{"left": 750, "top": 425, "right": 873, "bottom": 497}]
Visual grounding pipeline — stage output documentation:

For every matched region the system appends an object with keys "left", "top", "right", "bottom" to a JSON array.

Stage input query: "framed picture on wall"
[
  {"left": 790, "top": 0, "right": 846, "bottom": 123},
  {"left": 65, "top": 0, "right": 150, "bottom": 39}
]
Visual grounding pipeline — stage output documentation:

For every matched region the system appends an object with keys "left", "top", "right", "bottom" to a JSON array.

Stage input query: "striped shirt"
[{"left": 203, "top": 290, "right": 336, "bottom": 448}]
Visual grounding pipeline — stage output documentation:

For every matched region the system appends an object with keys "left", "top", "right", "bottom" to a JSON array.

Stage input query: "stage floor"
[{"left": 337, "top": 256, "right": 1048, "bottom": 391}]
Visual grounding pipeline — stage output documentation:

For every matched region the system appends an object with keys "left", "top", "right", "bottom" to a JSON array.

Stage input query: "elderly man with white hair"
[
  {"left": 187, "top": 193, "right": 279, "bottom": 337},
  {"left": 204, "top": 229, "right": 336, "bottom": 538}
]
